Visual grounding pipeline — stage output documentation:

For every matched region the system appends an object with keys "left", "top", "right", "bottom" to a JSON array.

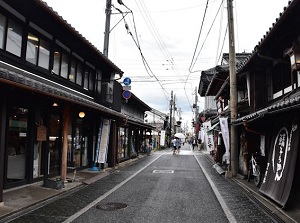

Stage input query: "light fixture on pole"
[
  {"left": 79, "top": 112, "right": 85, "bottom": 118},
  {"left": 287, "top": 42, "right": 300, "bottom": 71}
]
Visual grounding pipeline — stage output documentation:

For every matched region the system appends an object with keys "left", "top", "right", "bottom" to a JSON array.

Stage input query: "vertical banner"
[
  {"left": 97, "top": 119, "right": 111, "bottom": 164},
  {"left": 202, "top": 121, "right": 211, "bottom": 151},
  {"left": 259, "top": 117, "right": 299, "bottom": 206},
  {"left": 160, "top": 130, "right": 166, "bottom": 146},
  {"left": 220, "top": 117, "right": 230, "bottom": 164},
  {"left": 95, "top": 119, "right": 103, "bottom": 164},
  {"left": 207, "top": 132, "right": 214, "bottom": 152},
  {"left": 260, "top": 135, "right": 265, "bottom": 157},
  {"left": 131, "top": 137, "right": 137, "bottom": 156}
]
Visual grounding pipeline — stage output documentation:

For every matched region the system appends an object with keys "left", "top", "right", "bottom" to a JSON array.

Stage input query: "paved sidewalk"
[
  {"left": 0, "top": 155, "right": 146, "bottom": 220},
  {"left": 203, "top": 152, "right": 299, "bottom": 223}
]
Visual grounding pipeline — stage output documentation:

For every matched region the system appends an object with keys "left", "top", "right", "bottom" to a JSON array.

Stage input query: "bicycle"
[{"left": 247, "top": 152, "right": 261, "bottom": 187}]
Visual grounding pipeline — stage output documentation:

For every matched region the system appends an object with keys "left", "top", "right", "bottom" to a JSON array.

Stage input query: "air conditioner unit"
[{"left": 101, "top": 82, "right": 113, "bottom": 103}]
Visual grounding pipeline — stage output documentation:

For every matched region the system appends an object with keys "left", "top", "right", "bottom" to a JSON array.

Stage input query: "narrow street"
[{"left": 2, "top": 144, "right": 286, "bottom": 223}]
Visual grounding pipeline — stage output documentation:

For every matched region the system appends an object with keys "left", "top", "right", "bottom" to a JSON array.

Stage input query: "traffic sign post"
[
  {"left": 122, "top": 77, "right": 131, "bottom": 102},
  {"left": 122, "top": 90, "right": 131, "bottom": 102},
  {"left": 123, "top": 77, "right": 131, "bottom": 86}
]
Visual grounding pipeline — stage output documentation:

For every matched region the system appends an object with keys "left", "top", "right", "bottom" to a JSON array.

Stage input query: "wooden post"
[
  {"left": 61, "top": 103, "right": 70, "bottom": 182},
  {"left": 112, "top": 120, "right": 117, "bottom": 169}
]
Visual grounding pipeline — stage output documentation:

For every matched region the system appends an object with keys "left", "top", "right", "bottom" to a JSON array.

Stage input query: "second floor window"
[
  {"left": 26, "top": 33, "right": 50, "bottom": 69},
  {"left": 6, "top": 19, "right": 22, "bottom": 57},
  {"left": 0, "top": 14, "right": 6, "bottom": 49},
  {"left": 83, "top": 66, "right": 95, "bottom": 91},
  {"left": 38, "top": 39, "right": 50, "bottom": 69},
  {"left": 76, "top": 63, "right": 83, "bottom": 86},
  {"left": 52, "top": 49, "right": 69, "bottom": 79},
  {"left": 61, "top": 53, "right": 69, "bottom": 79},
  {"left": 0, "top": 12, "right": 98, "bottom": 94}
]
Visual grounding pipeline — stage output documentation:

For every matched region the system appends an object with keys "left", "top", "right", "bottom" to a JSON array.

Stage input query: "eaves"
[
  {"left": 126, "top": 116, "right": 156, "bottom": 130},
  {"left": 232, "top": 95, "right": 300, "bottom": 125}
]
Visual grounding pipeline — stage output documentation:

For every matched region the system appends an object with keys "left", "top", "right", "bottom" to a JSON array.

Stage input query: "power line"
[{"left": 188, "top": 0, "right": 210, "bottom": 73}]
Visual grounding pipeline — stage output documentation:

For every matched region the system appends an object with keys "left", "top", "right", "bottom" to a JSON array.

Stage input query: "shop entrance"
[
  {"left": 48, "top": 114, "right": 61, "bottom": 176},
  {"left": 6, "top": 106, "right": 28, "bottom": 185}
]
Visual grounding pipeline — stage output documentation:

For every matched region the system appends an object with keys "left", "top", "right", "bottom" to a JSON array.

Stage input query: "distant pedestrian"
[
  {"left": 177, "top": 138, "right": 181, "bottom": 154},
  {"left": 192, "top": 138, "right": 197, "bottom": 150},
  {"left": 172, "top": 137, "right": 177, "bottom": 155}
]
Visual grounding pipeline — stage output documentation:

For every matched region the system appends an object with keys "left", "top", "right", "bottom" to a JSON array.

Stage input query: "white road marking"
[{"left": 194, "top": 155, "right": 237, "bottom": 223}]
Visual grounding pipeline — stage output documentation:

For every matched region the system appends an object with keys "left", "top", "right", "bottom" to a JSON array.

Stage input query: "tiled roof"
[
  {"left": 199, "top": 53, "right": 252, "bottom": 97},
  {"left": 232, "top": 95, "right": 300, "bottom": 125}
]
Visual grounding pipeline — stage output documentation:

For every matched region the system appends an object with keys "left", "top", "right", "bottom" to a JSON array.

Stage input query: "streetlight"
[{"left": 287, "top": 42, "right": 300, "bottom": 90}]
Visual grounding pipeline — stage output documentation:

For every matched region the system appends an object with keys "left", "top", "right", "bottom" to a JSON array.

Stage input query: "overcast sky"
[{"left": 43, "top": 0, "right": 288, "bottom": 128}]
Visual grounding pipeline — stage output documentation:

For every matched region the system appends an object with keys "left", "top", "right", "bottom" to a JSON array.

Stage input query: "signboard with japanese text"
[
  {"left": 96, "top": 118, "right": 111, "bottom": 164},
  {"left": 259, "top": 117, "right": 299, "bottom": 206}
]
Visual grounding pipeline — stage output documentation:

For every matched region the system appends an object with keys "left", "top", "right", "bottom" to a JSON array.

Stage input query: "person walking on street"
[
  {"left": 172, "top": 137, "right": 177, "bottom": 155},
  {"left": 177, "top": 138, "right": 181, "bottom": 154},
  {"left": 192, "top": 137, "right": 197, "bottom": 150}
]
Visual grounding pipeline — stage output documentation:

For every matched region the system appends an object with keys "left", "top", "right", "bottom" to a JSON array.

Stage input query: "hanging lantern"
[
  {"left": 79, "top": 112, "right": 85, "bottom": 118},
  {"left": 287, "top": 42, "right": 300, "bottom": 71}
]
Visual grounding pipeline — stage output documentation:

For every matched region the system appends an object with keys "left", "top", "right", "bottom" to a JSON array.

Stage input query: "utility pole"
[
  {"left": 194, "top": 87, "right": 199, "bottom": 134},
  {"left": 169, "top": 90, "right": 173, "bottom": 146},
  {"left": 226, "top": 0, "right": 238, "bottom": 177},
  {"left": 173, "top": 94, "right": 176, "bottom": 134},
  {"left": 103, "top": 0, "right": 112, "bottom": 57}
]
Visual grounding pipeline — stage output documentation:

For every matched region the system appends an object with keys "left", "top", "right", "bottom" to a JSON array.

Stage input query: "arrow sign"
[{"left": 123, "top": 77, "right": 131, "bottom": 86}]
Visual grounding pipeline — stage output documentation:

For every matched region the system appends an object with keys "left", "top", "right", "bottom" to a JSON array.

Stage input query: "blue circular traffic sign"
[
  {"left": 122, "top": 90, "right": 131, "bottom": 99},
  {"left": 123, "top": 77, "right": 131, "bottom": 86}
]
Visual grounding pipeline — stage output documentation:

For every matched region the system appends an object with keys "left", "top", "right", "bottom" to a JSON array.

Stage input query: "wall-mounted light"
[
  {"left": 287, "top": 42, "right": 300, "bottom": 71},
  {"left": 52, "top": 102, "right": 58, "bottom": 107},
  {"left": 79, "top": 112, "right": 85, "bottom": 118}
]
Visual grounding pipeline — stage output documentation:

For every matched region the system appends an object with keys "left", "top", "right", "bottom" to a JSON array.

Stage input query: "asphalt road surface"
[
  {"left": 5, "top": 143, "right": 281, "bottom": 223},
  {"left": 70, "top": 146, "right": 228, "bottom": 223}
]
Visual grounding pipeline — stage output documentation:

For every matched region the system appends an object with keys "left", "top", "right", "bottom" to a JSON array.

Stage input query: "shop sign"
[
  {"left": 259, "top": 117, "right": 299, "bottom": 206},
  {"left": 37, "top": 125, "right": 47, "bottom": 141}
]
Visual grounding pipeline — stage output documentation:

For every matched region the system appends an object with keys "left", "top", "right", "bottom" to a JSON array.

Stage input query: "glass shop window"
[{"left": 6, "top": 19, "right": 22, "bottom": 57}]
